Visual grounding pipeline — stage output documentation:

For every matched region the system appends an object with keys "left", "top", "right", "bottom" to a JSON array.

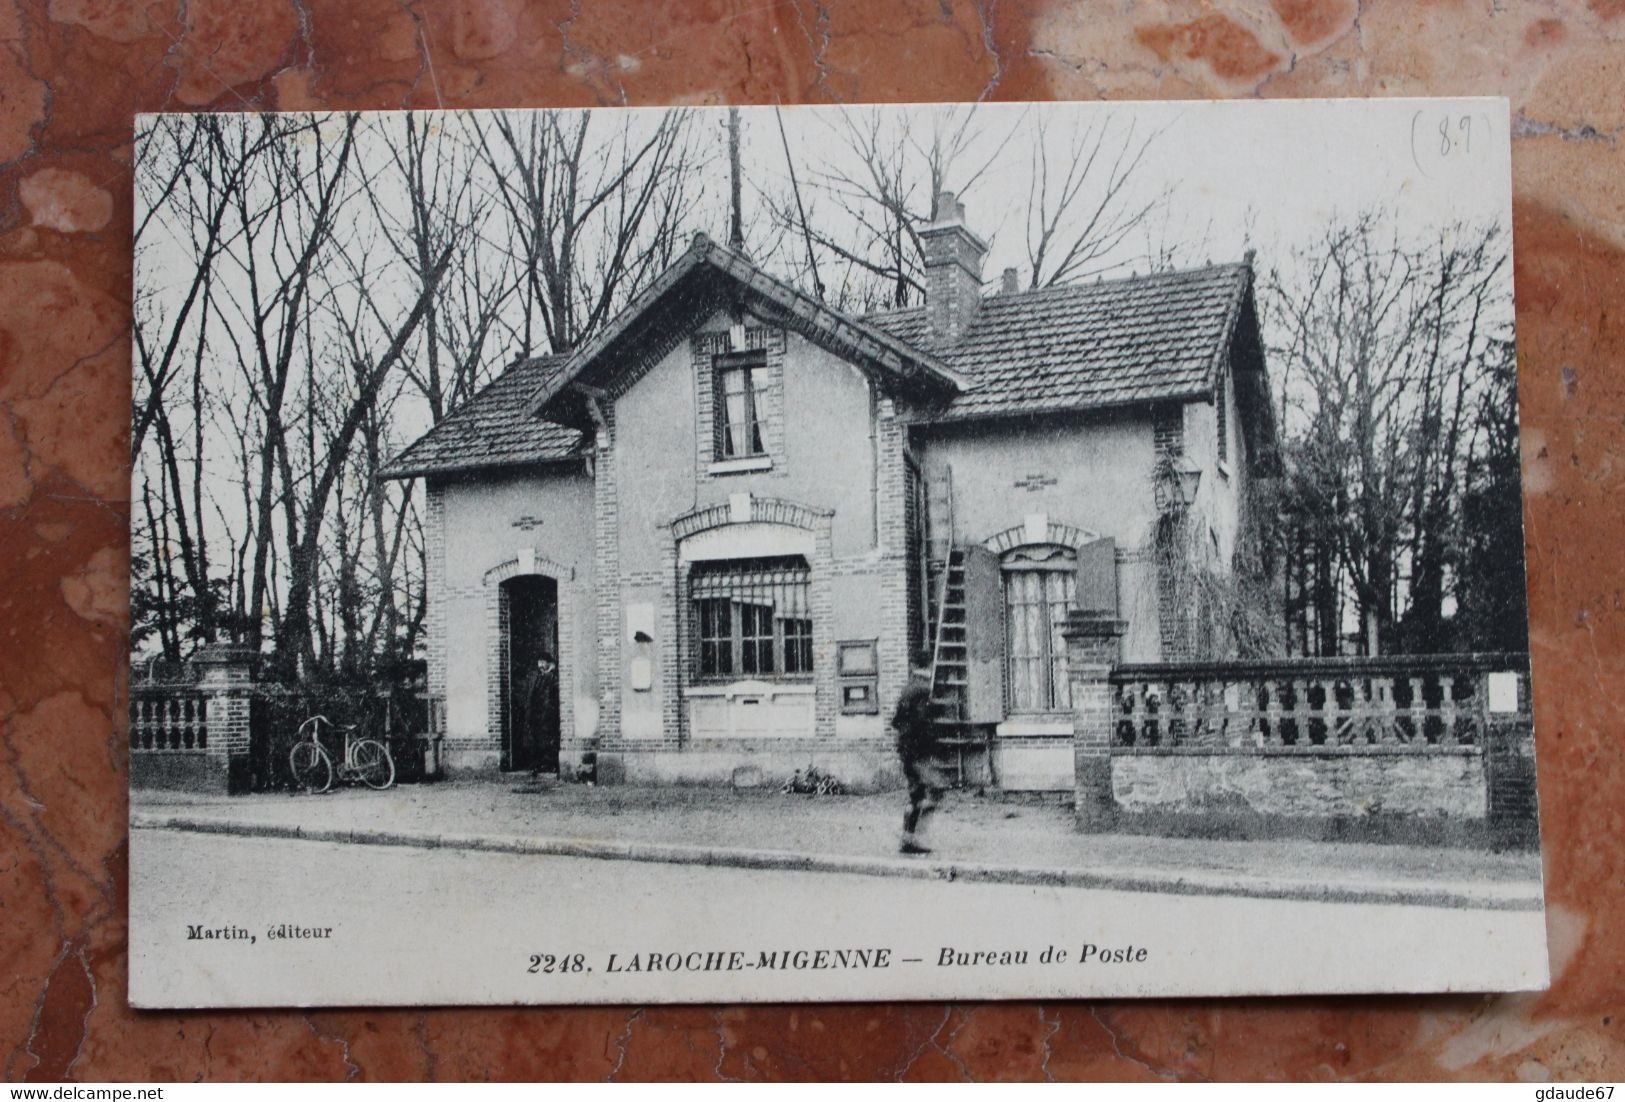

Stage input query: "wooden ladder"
[{"left": 928, "top": 547, "right": 974, "bottom": 784}]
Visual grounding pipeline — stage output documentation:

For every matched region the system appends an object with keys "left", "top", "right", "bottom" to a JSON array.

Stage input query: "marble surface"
[{"left": 1, "top": 0, "right": 1622, "bottom": 1082}]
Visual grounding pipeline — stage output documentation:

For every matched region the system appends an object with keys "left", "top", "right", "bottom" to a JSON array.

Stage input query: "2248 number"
[{"left": 528, "top": 953, "right": 590, "bottom": 974}]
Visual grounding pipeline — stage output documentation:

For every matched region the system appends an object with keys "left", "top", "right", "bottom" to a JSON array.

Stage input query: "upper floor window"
[
  {"left": 1216, "top": 367, "right": 1229, "bottom": 466},
  {"left": 690, "top": 556, "right": 812, "bottom": 681},
  {"left": 715, "top": 351, "right": 768, "bottom": 460}
]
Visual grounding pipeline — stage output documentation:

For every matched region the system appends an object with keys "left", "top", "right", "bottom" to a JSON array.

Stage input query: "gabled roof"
[
  {"left": 864, "top": 261, "right": 1253, "bottom": 422},
  {"left": 384, "top": 253, "right": 1274, "bottom": 481},
  {"left": 380, "top": 356, "right": 586, "bottom": 480},
  {"left": 527, "top": 233, "right": 971, "bottom": 429}
]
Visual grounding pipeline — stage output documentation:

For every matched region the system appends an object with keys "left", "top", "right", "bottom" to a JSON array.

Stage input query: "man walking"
[{"left": 893, "top": 662, "right": 946, "bottom": 855}]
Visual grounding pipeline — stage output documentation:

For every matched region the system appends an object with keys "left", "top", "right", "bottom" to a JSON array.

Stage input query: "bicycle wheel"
[
  {"left": 289, "top": 741, "right": 334, "bottom": 794},
  {"left": 351, "top": 738, "right": 395, "bottom": 790}
]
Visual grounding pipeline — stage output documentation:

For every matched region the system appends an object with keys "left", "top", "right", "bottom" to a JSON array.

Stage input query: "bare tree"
[
  {"left": 1267, "top": 213, "right": 1512, "bottom": 655},
  {"left": 1453, "top": 337, "right": 1527, "bottom": 652},
  {"left": 133, "top": 116, "right": 236, "bottom": 647},
  {"left": 271, "top": 217, "right": 453, "bottom": 677},
  {"left": 763, "top": 106, "right": 1171, "bottom": 312},
  {"left": 471, "top": 109, "right": 700, "bottom": 356},
  {"left": 133, "top": 113, "right": 326, "bottom": 648},
  {"left": 133, "top": 115, "right": 239, "bottom": 458},
  {"left": 1023, "top": 114, "right": 1170, "bottom": 287},
  {"left": 364, "top": 113, "right": 518, "bottom": 422},
  {"left": 761, "top": 105, "right": 1015, "bottom": 311},
  {"left": 132, "top": 108, "right": 710, "bottom": 681},
  {"left": 226, "top": 114, "right": 362, "bottom": 657},
  {"left": 1396, "top": 223, "right": 1507, "bottom": 651}
]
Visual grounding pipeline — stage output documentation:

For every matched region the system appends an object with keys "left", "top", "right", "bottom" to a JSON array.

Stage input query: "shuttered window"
[
  {"left": 1003, "top": 546, "right": 1077, "bottom": 712},
  {"left": 690, "top": 557, "right": 812, "bottom": 681}
]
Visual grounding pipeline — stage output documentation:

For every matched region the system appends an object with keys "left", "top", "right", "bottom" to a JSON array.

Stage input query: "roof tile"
[
  {"left": 865, "top": 261, "right": 1246, "bottom": 422},
  {"left": 381, "top": 357, "right": 585, "bottom": 479},
  {"left": 387, "top": 260, "right": 1250, "bottom": 478}
]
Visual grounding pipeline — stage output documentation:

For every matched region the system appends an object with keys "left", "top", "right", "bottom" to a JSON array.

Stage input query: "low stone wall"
[
  {"left": 130, "top": 646, "right": 256, "bottom": 794},
  {"left": 1111, "top": 747, "right": 1486, "bottom": 836},
  {"left": 1060, "top": 613, "right": 1539, "bottom": 845},
  {"left": 129, "top": 751, "right": 225, "bottom": 791}
]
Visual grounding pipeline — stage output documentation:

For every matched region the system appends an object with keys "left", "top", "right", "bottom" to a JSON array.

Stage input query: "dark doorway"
[{"left": 502, "top": 575, "right": 560, "bottom": 774}]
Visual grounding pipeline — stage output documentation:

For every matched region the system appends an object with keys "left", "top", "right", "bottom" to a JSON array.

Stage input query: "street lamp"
[
  {"left": 1174, "top": 456, "right": 1203, "bottom": 507},
  {"left": 1154, "top": 455, "right": 1204, "bottom": 512}
]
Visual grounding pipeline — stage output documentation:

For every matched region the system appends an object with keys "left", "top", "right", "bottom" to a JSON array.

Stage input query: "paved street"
[
  {"left": 129, "top": 828, "right": 1550, "bottom": 1008},
  {"left": 132, "top": 779, "right": 1543, "bottom": 897}
]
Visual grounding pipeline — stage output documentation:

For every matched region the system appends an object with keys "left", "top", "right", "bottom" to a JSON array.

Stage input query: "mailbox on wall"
[{"left": 837, "top": 640, "right": 880, "bottom": 715}]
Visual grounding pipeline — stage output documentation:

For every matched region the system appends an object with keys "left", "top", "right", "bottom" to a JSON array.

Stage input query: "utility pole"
[
  {"left": 774, "top": 104, "right": 825, "bottom": 301},
  {"left": 728, "top": 106, "right": 745, "bottom": 254}
]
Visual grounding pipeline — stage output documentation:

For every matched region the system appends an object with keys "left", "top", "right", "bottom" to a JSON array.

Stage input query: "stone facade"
[
  {"left": 418, "top": 318, "right": 1249, "bottom": 789},
  {"left": 403, "top": 227, "right": 1270, "bottom": 792},
  {"left": 413, "top": 312, "right": 921, "bottom": 790}
]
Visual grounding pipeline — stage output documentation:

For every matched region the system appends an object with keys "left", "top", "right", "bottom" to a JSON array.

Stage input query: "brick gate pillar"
[
  {"left": 1063, "top": 610, "right": 1125, "bottom": 831},
  {"left": 1484, "top": 667, "right": 1540, "bottom": 849},
  {"left": 193, "top": 643, "right": 257, "bottom": 793}
]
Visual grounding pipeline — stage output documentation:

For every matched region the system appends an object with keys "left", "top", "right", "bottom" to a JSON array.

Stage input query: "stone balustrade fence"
[
  {"left": 1110, "top": 655, "right": 1524, "bottom": 751},
  {"left": 1063, "top": 611, "right": 1539, "bottom": 847}
]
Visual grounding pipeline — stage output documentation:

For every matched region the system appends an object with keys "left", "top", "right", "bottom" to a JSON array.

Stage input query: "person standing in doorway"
[
  {"left": 893, "top": 662, "right": 946, "bottom": 855},
  {"left": 520, "top": 655, "right": 559, "bottom": 777}
]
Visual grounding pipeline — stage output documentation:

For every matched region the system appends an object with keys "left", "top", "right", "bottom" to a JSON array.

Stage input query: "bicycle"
[{"left": 288, "top": 714, "right": 395, "bottom": 794}]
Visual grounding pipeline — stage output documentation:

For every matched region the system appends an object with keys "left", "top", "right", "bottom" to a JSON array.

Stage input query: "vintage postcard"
[{"left": 127, "top": 97, "right": 1547, "bottom": 1007}]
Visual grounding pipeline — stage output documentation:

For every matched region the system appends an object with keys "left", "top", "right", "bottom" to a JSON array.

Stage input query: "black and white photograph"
[{"left": 126, "top": 97, "right": 1547, "bottom": 1008}]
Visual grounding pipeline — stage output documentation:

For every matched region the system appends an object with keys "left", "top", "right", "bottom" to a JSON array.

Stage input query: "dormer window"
[{"left": 715, "top": 351, "right": 768, "bottom": 460}]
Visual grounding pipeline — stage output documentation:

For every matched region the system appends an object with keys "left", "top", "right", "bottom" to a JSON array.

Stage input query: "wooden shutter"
[
  {"left": 925, "top": 463, "right": 955, "bottom": 566},
  {"left": 961, "top": 543, "right": 1006, "bottom": 724},
  {"left": 1075, "top": 537, "right": 1118, "bottom": 615}
]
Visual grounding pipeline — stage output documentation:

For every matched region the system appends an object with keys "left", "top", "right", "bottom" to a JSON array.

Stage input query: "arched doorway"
[{"left": 500, "top": 575, "right": 560, "bottom": 774}]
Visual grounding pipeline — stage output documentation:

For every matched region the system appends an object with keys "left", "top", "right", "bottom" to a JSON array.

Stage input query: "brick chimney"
[{"left": 919, "top": 191, "right": 988, "bottom": 346}]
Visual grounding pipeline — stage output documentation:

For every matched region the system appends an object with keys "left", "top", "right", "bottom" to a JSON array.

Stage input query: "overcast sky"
[
  {"left": 138, "top": 96, "right": 1513, "bottom": 297},
  {"left": 745, "top": 96, "right": 1513, "bottom": 281}
]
